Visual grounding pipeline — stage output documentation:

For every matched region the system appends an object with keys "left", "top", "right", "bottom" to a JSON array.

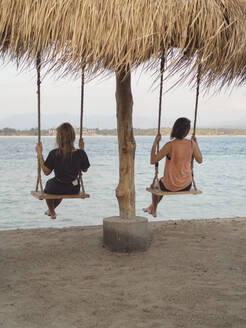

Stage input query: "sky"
[{"left": 0, "top": 60, "right": 245, "bottom": 129}]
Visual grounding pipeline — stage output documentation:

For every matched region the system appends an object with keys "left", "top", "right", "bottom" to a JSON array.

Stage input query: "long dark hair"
[
  {"left": 56, "top": 122, "right": 76, "bottom": 157},
  {"left": 170, "top": 117, "right": 191, "bottom": 140}
]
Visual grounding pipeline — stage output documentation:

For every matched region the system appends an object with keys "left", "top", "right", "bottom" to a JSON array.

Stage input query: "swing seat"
[
  {"left": 31, "top": 191, "right": 90, "bottom": 200},
  {"left": 146, "top": 187, "right": 202, "bottom": 196}
]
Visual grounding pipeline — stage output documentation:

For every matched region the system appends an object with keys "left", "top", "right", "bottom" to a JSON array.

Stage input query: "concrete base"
[{"left": 103, "top": 216, "right": 148, "bottom": 252}]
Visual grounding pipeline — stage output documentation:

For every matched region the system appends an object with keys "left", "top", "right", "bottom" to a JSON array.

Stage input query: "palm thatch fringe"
[{"left": 0, "top": 0, "right": 245, "bottom": 87}]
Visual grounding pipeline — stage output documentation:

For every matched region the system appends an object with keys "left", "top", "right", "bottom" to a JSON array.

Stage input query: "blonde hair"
[{"left": 56, "top": 122, "right": 76, "bottom": 158}]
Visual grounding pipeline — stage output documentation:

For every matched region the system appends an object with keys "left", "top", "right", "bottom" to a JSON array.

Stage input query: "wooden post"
[
  {"left": 103, "top": 70, "right": 148, "bottom": 252},
  {"left": 115, "top": 70, "right": 136, "bottom": 219}
]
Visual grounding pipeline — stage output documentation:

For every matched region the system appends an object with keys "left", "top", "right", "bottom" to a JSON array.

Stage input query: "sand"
[{"left": 1, "top": 218, "right": 246, "bottom": 328}]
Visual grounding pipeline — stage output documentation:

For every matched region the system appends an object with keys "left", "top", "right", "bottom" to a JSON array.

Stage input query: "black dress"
[{"left": 44, "top": 149, "right": 90, "bottom": 195}]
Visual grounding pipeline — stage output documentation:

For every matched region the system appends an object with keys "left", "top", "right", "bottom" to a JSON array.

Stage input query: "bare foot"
[
  {"left": 45, "top": 210, "right": 57, "bottom": 219},
  {"left": 151, "top": 210, "right": 157, "bottom": 218},
  {"left": 143, "top": 206, "right": 157, "bottom": 218},
  {"left": 143, "top": 205, "right": 152, "bottom": 213},
  {"left": 50, "top": 210, "right": 56, "bottom": 220}
]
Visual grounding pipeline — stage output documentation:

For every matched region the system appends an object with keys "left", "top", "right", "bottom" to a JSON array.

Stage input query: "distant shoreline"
[
  {"left": 1, "top": 127, "right": 246, "bottom": 137},
  {"left": 1, "top": 134, "right": 246, "bottom": 138}
]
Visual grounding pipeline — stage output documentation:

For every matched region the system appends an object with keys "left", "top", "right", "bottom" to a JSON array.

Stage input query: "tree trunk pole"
[
  {"left": 115, "top": 70, "right": 136, "bottom": 219},
  {"left": 103, "top": 70, "right": 148, "bottom": 252}
]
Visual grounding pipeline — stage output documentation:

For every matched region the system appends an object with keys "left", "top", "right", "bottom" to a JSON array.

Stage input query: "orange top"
[{"left": 161, "top": 139, "right": 192, "bottom": 191}]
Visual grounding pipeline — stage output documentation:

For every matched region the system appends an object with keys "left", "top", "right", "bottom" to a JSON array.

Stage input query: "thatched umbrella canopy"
[
  {"left": 0, "top": 0, "right": 245, "bottom": 87},
  {"left": 236, "top": 0, "right": 246, "bottom": 85},
  {"left": 206, "top": 0, "right": 246, "bottom": 88},
  {"left": 0, "top": 0, "right": 245, "bottom": 251}
]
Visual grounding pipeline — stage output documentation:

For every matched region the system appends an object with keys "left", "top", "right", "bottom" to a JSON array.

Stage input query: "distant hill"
[
  {"left": 1, "top": 112, "right": 246, "bottom": 130},
  {"left": 1, "top": 127, "right": 246, "bottom": 137},
  {"left": 0, "top": 113, "right": 155, "bottom": 129}
]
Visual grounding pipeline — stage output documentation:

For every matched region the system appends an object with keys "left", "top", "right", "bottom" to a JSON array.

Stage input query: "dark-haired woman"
[
  {"left": 35, "top": 122, "right": 90, "bottom": 219},
  {"left": 143, "top": 117, "right": 202, "bottom": 217}
]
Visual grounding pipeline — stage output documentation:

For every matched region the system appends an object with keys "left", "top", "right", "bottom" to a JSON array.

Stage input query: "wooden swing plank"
[
  {"left": 31, "top": 191, "right": 90, "bottom": 200},
  {"left": 146, "top": 187, "right": 202, "bottom": 196}
]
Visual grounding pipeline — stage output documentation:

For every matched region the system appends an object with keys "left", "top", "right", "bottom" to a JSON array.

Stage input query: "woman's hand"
[
  {"left": 191, "top": 134, "right": 197, "bottom": 143},
  {"left": 35, "top": 142, "right": 43, "bottom": 157},
  {"left": 191, "top": 135, "right": 203, "bottom": 163},
  {"left": 35, "top": 142, "right": 52, "bottom": 175},
  {"left": 155, "top": 133, "right": 162, "bottom": 144},
  {"left": 79, "top": 138, "right": 84, "bottom": 150}
]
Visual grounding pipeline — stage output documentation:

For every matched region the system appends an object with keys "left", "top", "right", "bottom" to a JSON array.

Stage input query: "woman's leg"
[
  {"left": 45, "top": 199, "right": 62, "bottom": 216},
  {"left": 45, "top": 199, "right": 57, "bottom": 219},
  {"left": 53, "top": 199, "right": 62, "bottom": 209},
  {"left": 143, "top": 194, "right": 163, "bottom": 217},
  {"left": 151, "top": 194, "right": 163, "bottom": 217}
]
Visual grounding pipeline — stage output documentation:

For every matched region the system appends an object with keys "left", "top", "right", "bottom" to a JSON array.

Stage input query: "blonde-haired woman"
[{"left": 35, "top": 122, "right": 90, "bottom": 219}]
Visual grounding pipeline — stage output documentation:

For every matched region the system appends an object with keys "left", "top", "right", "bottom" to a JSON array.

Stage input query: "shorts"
[
  {"left": 44, "top": 177, "right": 80, "bottom": 195},
  {"left": 159, "top": 180, "right": 192, "bottom": 192}
]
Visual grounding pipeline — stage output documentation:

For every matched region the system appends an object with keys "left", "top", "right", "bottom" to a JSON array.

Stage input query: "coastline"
[
  {"left": 1, "top": 134, "right": 246, "bottom": 138},
  {"left": 1, "top": 217, "right": 246, "bottom": 328}
]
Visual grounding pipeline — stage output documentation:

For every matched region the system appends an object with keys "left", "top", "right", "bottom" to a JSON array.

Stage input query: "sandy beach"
[{"left": 1, "top": 218, "right": 246, "bottom": 328}]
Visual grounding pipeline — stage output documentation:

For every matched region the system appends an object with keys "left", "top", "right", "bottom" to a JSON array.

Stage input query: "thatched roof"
[
  {"left": 236, "top": 0, "right": 246, "bottom": 84},
  {"left": 0, "top": 0, "right": 245, "bottom": 87}
]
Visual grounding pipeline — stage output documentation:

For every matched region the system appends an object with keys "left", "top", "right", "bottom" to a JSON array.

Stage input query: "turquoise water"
[{"left": 0, "top": 136, "right": 245, "bottom": 230}]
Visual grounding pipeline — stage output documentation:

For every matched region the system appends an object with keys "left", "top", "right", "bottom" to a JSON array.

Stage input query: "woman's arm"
[
  {"left": 191, "top": 135, "right": 203, "bottom": 164},
  {"left": 79, "top": 138, "right": 84, "bottom": 150},
  {"left": 35, "top": 143, "right": 52, "bottom": 176},
  {"left": 79, "top": 148, "right": 90, "bottom": 173},
  {"left": 150, "top": 134, "right": 171, "bottom": 164}
]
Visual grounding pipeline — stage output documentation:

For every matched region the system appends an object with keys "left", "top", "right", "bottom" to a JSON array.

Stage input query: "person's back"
[
  {"left": 162, "top": 138, "right": 192, "bottom": 191},
  {"left": 35, "top": 122, "right": 90, "bottom": 219},
  {"left": 144, "top": 117, "right": 202, "bottom": 217},
  {"left": 45, "top": 148, "right": 89, "bottom": 184}
]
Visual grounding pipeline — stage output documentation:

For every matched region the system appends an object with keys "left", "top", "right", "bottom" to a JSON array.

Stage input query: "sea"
[{"left": 0, "top": 136, "right": 245, "bottom": 230}]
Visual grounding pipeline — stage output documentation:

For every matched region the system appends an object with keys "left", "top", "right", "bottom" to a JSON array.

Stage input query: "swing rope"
[
  {"left": 35, "top": 53, "right": 43, "bottom": 193},
  {"left": 79, "top": 67, "right": 86, "bottom": 195},
  {"left": 150, "top": 59, "right": 202, "bottom": 193},
  {"left": 151, "top": 54, "right": 165, "bottom": 191},
  {"left": 191, "top": 63, "right": 202, "bottom": 191},
  {"left": 34, "top": 56, "right": 87, "bottom": 196},
  {"left": 193, "top": 63, "right": 201, "bottom": 137}
]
